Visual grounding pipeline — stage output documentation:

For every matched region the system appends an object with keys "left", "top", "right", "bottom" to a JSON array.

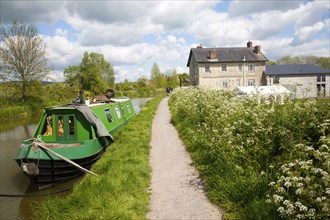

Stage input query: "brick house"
[
  {"left": 187, "top": 41, "right": 268, "bottom": 90},
  {"left": 265, "top": 64, "right": 330, "bottom": 98}
]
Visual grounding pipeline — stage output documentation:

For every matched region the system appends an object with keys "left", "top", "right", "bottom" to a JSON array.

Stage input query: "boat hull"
[{"left": 14, "top": 148, "right": 105, "bottom": 189}]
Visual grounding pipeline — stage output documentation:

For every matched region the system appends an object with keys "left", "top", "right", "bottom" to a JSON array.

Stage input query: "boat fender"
[{"left": 21, "top": 163, "right": 39, "bottom": 176}]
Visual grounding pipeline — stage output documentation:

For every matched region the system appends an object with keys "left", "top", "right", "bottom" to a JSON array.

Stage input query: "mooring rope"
[{"left": 0, "top": 187, "right": 72, "bottom": 197}]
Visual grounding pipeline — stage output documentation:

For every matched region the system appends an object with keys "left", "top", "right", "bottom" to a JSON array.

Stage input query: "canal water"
[{"left": 0, "top": 98, "right": 153, "bottom": 219}]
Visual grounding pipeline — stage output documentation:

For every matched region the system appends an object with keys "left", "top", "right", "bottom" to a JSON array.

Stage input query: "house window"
[
  {"left": 273, "top": 76, "right": 280, "bottom": 84},
  {"left": 238, "top": 64, "right": 243, "bottom": 72},
  {"left": 221, "top": 64, "right": 227, "bottom": 71},
  {"left": 236, "top": 79, "right": 240, "bottom": 86},
  {"left": 317, "top": 74, "right": 326, "bottom": 82},
  {"left": 248, "top": 64, "right": 255, "bottom": 72},
  {"left": 248, "top": 79, "right": 255, "bottom": 86},
  {"left": 205, "top": 66, "right": 210, "bottom": 73},
  {"left": 223, "top": 81, "right": 228, "bottom": 88},
  {"left": 317, "top": 84, "right": 326, "bottom": 97}
]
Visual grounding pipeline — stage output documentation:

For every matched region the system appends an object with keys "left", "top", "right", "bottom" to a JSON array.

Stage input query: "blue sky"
[{"left": 1, "top": 0, "right": 329, "bottom": 83}]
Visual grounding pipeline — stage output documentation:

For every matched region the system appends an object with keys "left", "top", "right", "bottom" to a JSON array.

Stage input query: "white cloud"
[
  {"left": 292, "top": 22, "right": 325, "bottom": 46},
  {"left": 55, "top": 28, "right": 68, "bottom": 38},
  {"left": 1, "top": 0, "right": 329, "bottom": 83},
  {"left": 228, "top": 0, "right": 303, "bottom": 17}
]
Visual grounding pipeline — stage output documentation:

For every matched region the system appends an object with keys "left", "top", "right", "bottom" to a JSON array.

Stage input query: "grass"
[{"left": 35, "top": 95, "right": 164, "bottom": 219}]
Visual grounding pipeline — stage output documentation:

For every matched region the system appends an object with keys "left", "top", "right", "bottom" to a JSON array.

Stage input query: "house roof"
[
  {"left": 265, "top": 64, "right": 330, "bottom": 76},
  {"left": 187, "top": 47, "right": 268, "bottom": 67}
]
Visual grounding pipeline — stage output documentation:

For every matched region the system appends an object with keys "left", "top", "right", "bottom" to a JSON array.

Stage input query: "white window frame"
[
  {"left": 238, "top": 64, "right": 243, "bottom": 72},
  {"left": 248, "top": 79, "right": 255, "bottom": 86},
  {"left": 248, "top": 64, "right": 255, "bottom": 72},
  {"left": 221, "top": 64, "right": 227, "bottom": 72}
]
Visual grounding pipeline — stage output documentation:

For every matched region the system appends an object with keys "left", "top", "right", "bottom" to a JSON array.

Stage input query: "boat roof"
[{"left": 45, "top": 97, "right": 131, "bottom": 110}]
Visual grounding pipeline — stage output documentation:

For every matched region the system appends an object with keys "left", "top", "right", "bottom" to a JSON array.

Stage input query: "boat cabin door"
[{"left": 56, "top": 115, "right": 77, "bottom": 141}]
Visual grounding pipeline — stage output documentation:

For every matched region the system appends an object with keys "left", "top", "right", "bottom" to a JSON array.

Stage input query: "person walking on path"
[{"left": 147, "top": 97, "right": 223, "bottom": 220}]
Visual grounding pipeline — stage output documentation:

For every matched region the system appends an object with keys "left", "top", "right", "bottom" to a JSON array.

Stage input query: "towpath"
[{"left": 147, "top": 97, "right": 223, "bottom": 219}]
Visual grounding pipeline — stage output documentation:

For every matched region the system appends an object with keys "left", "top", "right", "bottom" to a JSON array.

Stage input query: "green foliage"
[
  {"left": 64, "top": 52, "right": 115, "bottom": 93},
  {"left": 36, "top": 96, "right": 164, "bottom": 219},
  {"left": 177, "top": 72, "right": 190, "bottom": 87},
  {"left": 0, "top": 82, "right": 78, "bottom": 121},
  {"left": 276, "top": 55, "right": 330, "bottom": 69},
  {"left": 150, "top": 62, "right": 166, "bottom": 88},
  {"left": 0, "top": 20, "right": 52, "bottom": 101},
  {"left": 165, "top": 68, "right": 179, "bottom": 88},
  {"left": 169, "top": 88, "right": 330, "bottom": 219}
]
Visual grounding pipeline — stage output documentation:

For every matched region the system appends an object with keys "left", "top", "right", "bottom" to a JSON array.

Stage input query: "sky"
[{"left": 1, "top": 0, "right": 329, "bottom": 83}]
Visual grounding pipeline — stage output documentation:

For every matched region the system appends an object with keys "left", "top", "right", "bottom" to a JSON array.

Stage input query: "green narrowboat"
[{"left": 13, "top": 91, "right": 135, "bottom": 189}]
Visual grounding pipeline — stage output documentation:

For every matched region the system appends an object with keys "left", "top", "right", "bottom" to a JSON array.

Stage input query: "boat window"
[
  {"left": 121, "top": 106, "right": 125, "bottom": 116},
  {"left": 43, "top": 114, "right": 53, "bottom": 136},
  {"left": 69, "top": 116, "right": 75, "bottom": 135},
  {"left": 104, "top": 109, "right": 113, "bottom": 123},
  {"left": 127, "top": 104, "right": 131, "bottom": 114},
  {"left": 115, "top": 106, "right": 122, "bottom": 119},
  {"left": 58, "top": 116, "right": 64, "bottom": 136}
]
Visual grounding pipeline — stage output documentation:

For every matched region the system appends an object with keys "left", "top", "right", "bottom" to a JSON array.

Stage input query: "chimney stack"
[
  {"left": 247, "top": 40, "right": 253, "bottom": 48},
  {"left": 254, "top": 45, "right": 260, "bottom": 54},
  {"left": 209, "top": 48, "right": 217, "bottom": 59},
  {"left": 197, "top": 44, "right": 203, "bottom": 48}
]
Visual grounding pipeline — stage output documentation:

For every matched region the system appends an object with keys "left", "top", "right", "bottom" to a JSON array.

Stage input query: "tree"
[
  {"left": 137, "top": 76, "right": 148, "bottom": 87},
  {"left": 63, "top": 52, "right": 115, "bottom": 93},
  {"left": 166, "top": 68, "right": 179, "bottom": 88},
  {"left": 276, "top": 55, "right": 330, "bottom": 69},
  {"left": 0, "top": 20, "right": 52, "bottom": 101},
  {"left": 177, "top": 72, "right": 190, "bottom": 87},
  {"left": 150, "top": 62, "right": 166, "bottom": 88}
]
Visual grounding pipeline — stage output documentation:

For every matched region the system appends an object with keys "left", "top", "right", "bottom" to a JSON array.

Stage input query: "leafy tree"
[
  {"left": 277, "top": 55, "right": 330, "bottom": 69},
  {"left": 166, "top": 68, "right": 179, "bottom": 88},
  {"left": 63, "top": 52, "right": 114, "bottom": 93},
  {"left": 137, "top": 76, "right": 148, "bottom": 87},
  {"left": 150, "top": 62, "right": 166, "bottom": 88},
  {"left": 0, "top": 20, "right": 52, "bottom": 101},
  {"left": 177, "top": 73, "right": 190, "bottom": 87}
]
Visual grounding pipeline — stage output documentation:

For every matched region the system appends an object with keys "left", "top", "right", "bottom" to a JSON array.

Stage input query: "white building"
[{"left": 265, "top": 64, "right": 330, "bottom": 98}]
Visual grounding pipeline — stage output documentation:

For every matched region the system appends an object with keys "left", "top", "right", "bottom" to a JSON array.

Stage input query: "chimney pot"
[
  {"left": 209, "top": 49, "right": 217, "bottom": 59},
  {"left": 247, "top": 40, "right": 253, "bottom": 48},
  {"left": 197, "top": 44, "right": 203, "bottom": 48},
  {"left": 254, "top": 45, "right": 261, "bottom": 54}
]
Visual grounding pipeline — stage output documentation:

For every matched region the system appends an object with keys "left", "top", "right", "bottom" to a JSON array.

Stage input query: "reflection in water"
[
  {"left": 0, "top": 98, "right": 153, "bottom": 219},
  {"left": 131, "top": 98, "right": 153, "bottom": 113}
]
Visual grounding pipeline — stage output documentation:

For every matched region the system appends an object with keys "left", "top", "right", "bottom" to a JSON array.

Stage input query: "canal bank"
[{"left": 0, "top": 98, "right": 153, "bottom": 219}]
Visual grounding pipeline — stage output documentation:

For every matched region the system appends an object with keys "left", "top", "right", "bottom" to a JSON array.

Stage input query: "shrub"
[{"left": 169, "top": 87, "right": 330, "bottom": 219}]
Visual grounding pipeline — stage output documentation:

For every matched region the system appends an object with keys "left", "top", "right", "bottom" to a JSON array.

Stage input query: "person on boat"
[
  {"left": 92, "top": 89, "right": 115, "bottom": 103},
  {"left": 43, "top": 115, "right": 53, "bottom": 136},
  {"left": 58, "top": 119, "right": 64, "bottom": 136}
]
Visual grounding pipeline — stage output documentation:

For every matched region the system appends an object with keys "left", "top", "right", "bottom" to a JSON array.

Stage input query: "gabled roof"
[
  {"left": 265, "top": 64, "right": 330, "bottom": 76},
  {"left": 187, "top": 47, "right": 268, "bottom": 67}
]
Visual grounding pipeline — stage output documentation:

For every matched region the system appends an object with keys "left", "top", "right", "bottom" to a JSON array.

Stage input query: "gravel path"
[{"left": 147, "top": 97, "right": 223, "bottom": 220}]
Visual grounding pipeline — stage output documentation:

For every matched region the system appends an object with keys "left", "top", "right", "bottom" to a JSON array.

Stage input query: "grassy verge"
[{"left": 35, "top": 95, "right": 164, "bottom": 219}]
